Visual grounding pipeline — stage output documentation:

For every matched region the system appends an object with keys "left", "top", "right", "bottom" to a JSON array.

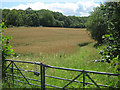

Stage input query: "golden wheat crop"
[{"left": 4, "top": 27, "right": 94, "bottom": 55}]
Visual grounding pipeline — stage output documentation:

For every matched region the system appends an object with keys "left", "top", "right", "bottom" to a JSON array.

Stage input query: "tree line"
[
  {"left": 87, "top": 1, "right": 120, "bottom": 76},
  {"left": 1, "top": 8, "right": 88, "bottom": 28}
]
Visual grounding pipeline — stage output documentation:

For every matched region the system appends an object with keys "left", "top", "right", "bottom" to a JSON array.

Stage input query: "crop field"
[
  {"left": 3, "top": 27, "right": 114, "bottom": 73},
  {"left": 4, "top": 27, "right": 93, "bottom": 55},
  {"left": 3, "top": 27, "right": 116, "bottom": 88}
]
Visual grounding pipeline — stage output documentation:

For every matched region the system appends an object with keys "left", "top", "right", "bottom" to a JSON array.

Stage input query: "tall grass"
[{"left": 3, "top": 43, "right": 117, "bottom": 88}]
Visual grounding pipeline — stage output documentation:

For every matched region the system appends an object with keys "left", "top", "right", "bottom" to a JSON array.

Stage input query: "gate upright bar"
[
  {"left": 41, "top": 63, "right": 45, "bottom": 90},
  {"left": 11, "top": 61, "right": 14, "bottom": 87},
  {"left": 83, "top": 70, "right": 85, "bottom": 88}
]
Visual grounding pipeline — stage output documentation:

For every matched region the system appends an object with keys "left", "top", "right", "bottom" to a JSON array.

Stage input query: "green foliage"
[
  {"left": 98, "top": 2, "right": 120, "bottom": 87},
  {"left": 87, "top": 1, "right": 120, "bottom": 67},
  {"left": 99, "top": 34, "right": 120, "bottom": 65},
  {"left": 86, "top": 2, "right": 120, "bottom": 46},
  {"left": 1, "top": 22, "right": 14, "bottom": 78},
  {"left": 86, "top": 5, "right": 107, "bottom": 44},
  {"left": 6, "top": 9, "right": 21, "bottom": 26},
  {"left": 87, "top": 2, "right": 120, "bottom": 86},
  {"left": 41, "top": 11, "right": 55, "bottom": 27},
  {"left": 1, "top": 22, "right": 14, "bottom": 58},
  {"left": 2, "top": 8, "right": 88, "bottom": 28},
  {"left": 99, "top": 2, "right": 120, "bottom": 67}
]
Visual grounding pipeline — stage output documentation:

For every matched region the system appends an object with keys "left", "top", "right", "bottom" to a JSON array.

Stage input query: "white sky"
[{"left": 1, "top": 0, "right": 105, "bottom": 16}]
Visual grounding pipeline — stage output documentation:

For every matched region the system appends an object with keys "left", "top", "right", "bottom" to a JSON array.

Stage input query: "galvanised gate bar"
[{"left": 3, "top": 59, "right": 120, "bottom": 89}]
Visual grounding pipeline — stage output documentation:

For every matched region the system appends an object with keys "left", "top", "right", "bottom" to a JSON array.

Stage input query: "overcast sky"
[{"left": 1, "top": 0, "right": 105, "bottom": 16}]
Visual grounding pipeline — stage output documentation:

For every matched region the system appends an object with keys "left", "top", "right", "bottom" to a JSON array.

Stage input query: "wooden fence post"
[{"left": 41, "top": 63, "right": 45, "bottom": 90}]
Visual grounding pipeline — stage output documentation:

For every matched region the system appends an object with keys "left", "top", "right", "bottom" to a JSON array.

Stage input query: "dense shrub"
[{"left": 1, "top": 22, "right": 14, "bottom": 77}]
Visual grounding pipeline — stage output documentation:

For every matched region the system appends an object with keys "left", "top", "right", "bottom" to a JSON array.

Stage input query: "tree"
[
  {"left": 99, "top": 2, "right": 120, "bottom": 86},
  {"left": 88, "top": 2, "right": 120, "bottom": 86},
  {"left": 86, "top": 6, "right": 107, "bottom": 44},
  {"left": 99, "top": 2, "right": 120, "bottom": 66},
  {"left": 2, "top": 8, "right": 88, "bottom": 28},
  {"left": 2, "top": 9, "right": 10, "bottom": 24},
  {"left": 87, "top": 1, "right": 120, "bottom": 86},
  {"left": 41, "top": 11, "right": 55, "bottom": 27},
  {"left": 6, "top": 9, "right": 23, "bottom": 27}
]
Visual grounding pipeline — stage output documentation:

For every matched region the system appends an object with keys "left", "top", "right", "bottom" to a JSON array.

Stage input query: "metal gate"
[{"left": 3, "top": 59, "right": 120, "bottom": 89}]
